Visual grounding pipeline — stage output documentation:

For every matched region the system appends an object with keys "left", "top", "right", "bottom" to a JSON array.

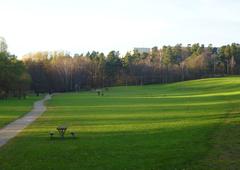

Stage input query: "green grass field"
[
  {"left": 0, "top": 95, "right": 42, "bottom": 128},
  {"left": 0, "top": 77, "right": 240, "bottom": 169}
]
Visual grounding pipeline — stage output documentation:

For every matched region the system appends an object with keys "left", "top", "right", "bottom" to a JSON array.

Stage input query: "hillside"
[{"left": 0, "top": 77, "right": 240, "bottom": 169}]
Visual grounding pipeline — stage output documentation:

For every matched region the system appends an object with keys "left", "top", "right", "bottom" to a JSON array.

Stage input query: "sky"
[{"left": 0, "top": 0, "right": 240, "bottom": 57}]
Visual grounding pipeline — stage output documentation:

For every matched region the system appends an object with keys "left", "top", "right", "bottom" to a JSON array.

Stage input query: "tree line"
[
  {"left": 0, "top": 52, "right": 31, "bottom": 99},
  {"left": 1, "top": 39, "right": 240, "bottom": 98},
  {"left": 0, "top": 38, "right": 31, "bottom": 99},
  {"left": 21, "top": 43, "right": 240, "bottom": 95}
]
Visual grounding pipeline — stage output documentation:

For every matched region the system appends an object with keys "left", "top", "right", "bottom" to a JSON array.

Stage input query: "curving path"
[{"left": 0, "top": 94, "right": 52, "bottom": 148}]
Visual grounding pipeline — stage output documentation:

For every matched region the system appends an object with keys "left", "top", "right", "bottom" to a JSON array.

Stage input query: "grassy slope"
[
  {"left": 0, "top": 77, "right": 240, "bottom": 169},
  {"left": 0, "top": 95, "right": 42, "bottom": 128}
]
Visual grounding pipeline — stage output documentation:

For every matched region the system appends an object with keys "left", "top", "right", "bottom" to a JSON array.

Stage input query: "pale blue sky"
[{"left": 0, "top": 0, "right": 240, "bottom": 57}]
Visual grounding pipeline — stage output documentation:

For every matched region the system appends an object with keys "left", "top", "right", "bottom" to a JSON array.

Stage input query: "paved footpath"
[{"left": 0, "top": 94, "right": 52, "bottom": 148}]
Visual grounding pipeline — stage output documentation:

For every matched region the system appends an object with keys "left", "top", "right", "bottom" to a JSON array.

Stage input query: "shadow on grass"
[
  {"left": 192, "top": 116, "right": 240, "bottom": 169},
  {"left": 0, "top": 117, "right": 239, "bottom": 170},
  {"left": 49, "top": 136, "right": 78, "bottom": 141},
  {"left": 1, "top": 123, "right": 216, "bottom": 170}
]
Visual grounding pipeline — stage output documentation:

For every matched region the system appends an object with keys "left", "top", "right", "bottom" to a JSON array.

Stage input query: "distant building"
[{"left": 134, "top": 48, "right": 151, "bottom": 54}]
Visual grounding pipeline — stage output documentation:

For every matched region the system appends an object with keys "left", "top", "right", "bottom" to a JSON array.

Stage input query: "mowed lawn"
[
  {"left": 1, "top": 77, "right": 240, "bottom": 169},
  {"left": 0, "top": 95, "right": 42, "bottom": 128}
]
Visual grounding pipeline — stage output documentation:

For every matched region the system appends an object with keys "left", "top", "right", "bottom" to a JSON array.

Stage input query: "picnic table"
[
  {"left": 56, "top": 126, "right": 67, "bottom": 138},
  {"left": 49, "top": 126, "right": 76, "bottom": 139}
]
